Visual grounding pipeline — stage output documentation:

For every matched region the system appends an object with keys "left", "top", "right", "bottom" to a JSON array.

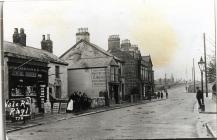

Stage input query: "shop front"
[{"left": 7, "top": 57, "right": 49, "bottom": 115}]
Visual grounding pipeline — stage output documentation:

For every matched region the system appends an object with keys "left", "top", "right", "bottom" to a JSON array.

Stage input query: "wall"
[
  {"left": 48, "top": 63, "right": 68, "bottom": 98},
  {"left": 68, "top": 68, "right": 107, "bottom": 98}
]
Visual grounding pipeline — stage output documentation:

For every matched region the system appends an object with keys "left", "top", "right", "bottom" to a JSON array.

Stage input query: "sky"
[{"left": 3, "top": 0, "right": 216, "bottom": 80}]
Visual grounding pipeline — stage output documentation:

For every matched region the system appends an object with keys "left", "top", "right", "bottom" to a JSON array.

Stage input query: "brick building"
[
  {"left": 108, "top": 35, "right": 142, "bottom": 101},
  {"left": 108, "top": 35, "right": 154, "bottom": 101},
  {"left": 141, "top": 55, "right": 154, "bottom": 99}
]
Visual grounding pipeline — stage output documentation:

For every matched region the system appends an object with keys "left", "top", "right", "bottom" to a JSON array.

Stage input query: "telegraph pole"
[
  {"left": 0, "top": 2, "right": 6, "bottom": 140},
  {"left": 214, "top": 0, "right": 217, "bottom": 100},
  {"left": 193, "top": 58, "right": 196, "bottom": 93},
  {"left": 164, "top": 73, "right": 167, "bottom": 89},
  {"left": 203, "top": 33, "right": 208, "bottom": 97}
]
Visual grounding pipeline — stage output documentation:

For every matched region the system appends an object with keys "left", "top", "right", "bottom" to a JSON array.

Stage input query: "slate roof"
[
  {"left": 4, "top": 41, "right": 68, "bottom": 65},
  {"left": 142, "top": 56, "right": 150, "bottom": 62},
  {"left": 68, "top": 57, "right": 118, "bottom": 69},
  {"left": 142, "top": 55, "right": 153, "bottom": 67},
  {"left": 60, "top": 39, "right": 123, "bottom": 62}
]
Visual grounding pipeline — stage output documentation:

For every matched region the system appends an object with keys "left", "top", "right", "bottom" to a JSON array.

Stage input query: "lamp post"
[{"left": 198, "top": 56, "right": 205, "bottom": 111}]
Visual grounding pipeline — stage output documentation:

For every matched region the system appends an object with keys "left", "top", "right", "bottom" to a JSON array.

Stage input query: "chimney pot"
[
  {"left": 13, "top": 28, "right": 19, "bottom": 43},
  {"left": 42, "top": 35, "right": 45, "bottom": 40},
  {"left": 108, "top": 34, "right": 120, "bottom": 51},
  {"left": 76, "top": 27, "right": 90, "bottom": 42},
  {"left": 18, "top": 28, "right": 26, "bottom": 46},
  {"left": 47, "top": 34, "right": 50, "bottom": 40}
]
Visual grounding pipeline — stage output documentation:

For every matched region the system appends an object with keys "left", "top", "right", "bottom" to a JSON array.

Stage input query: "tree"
[{"left": 207, "top": 57, "right": 216, "bottom": 83}]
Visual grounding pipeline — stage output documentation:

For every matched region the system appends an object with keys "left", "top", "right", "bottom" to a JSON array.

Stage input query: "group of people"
[
  {"left": 157, "top": 90, "right": 168, "bottom": 99},
  {"left": 66, "top": 91, "right": 91, "bottom": 113}
]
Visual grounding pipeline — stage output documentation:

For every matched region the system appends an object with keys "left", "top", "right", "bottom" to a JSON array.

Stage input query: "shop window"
[{"left": 55, "top": 66, "right": 60, "bottom": 78}]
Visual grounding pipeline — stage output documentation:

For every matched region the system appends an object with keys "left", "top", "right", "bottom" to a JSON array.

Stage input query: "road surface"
[{"left": 7, "top": 85, "right": 211, "bottom": 139}]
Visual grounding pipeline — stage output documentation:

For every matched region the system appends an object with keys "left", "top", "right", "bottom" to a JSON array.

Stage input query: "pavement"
[
  {"left": 194, "top": 93, "right": 217, "bottom": 138},
  {"left": 6, "top": 98, "right": 164, "bottom": 133},
  {"left": 6, "top": 86, "right": 217, "bottom": 139}
]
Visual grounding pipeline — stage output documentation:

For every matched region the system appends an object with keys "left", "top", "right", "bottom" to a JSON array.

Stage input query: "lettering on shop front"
[
  {"left": 6, "top": 97, "right": 31, "bottom": 121},
  {"left": 91, "top": 68, "right": 106, "bottom": 87}
]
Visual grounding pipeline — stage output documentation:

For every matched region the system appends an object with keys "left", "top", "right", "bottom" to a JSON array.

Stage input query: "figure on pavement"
[
  {"left": 196, "top": 87, "right": 203, "bottom": 109},
  {"left": 160, "top": 91, "right": 163, "bottom": 99},
  {"left": 166, "top": 90, "right": 168, "bottom": 99}
]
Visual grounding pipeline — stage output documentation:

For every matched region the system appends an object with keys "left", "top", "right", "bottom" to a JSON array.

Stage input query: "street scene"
[
  {"left": 6, "top": 85, "right": 217, "bottom": 139},
  {"left": 0, "top": 0, "right": 216, "bottom": 140}
]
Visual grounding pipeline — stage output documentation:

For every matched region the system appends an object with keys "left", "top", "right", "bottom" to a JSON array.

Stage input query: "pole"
[
  {"left": 203, "top": 33, "right": 208, "bottom": 97},
  {"left": 0, "top": 1, "right": 6, "bottom": 140},
  {"left": 214, "top": 0, "right": 216, "bottom": 69},
  {"left": 214, "top": 0, "right": 217, "bottom": 102},
  {"left": 193, "top": 58, "right": 196, "bottom": 93},
  {"left": 164, "top": 73, "right": 166, "bottom": 90},
  {"left": 201, "top": 71, "right": 204, "bottom": 105}
]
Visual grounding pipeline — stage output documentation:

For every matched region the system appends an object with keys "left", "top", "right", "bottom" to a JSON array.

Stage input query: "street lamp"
[{"left": 198, "top": 56, "right": 205, "bottom": 110}]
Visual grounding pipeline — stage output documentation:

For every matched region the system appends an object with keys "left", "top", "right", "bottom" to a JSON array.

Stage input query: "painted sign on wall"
[
  {"left": 91, "top": 68, "right": 106, "bottom": 87},
  {"left": 6, "top": 97, "right": 31, "bottom": 121}
]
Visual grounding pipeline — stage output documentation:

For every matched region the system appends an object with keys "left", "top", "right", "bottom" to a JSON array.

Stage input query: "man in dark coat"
[
  {"left": 160, "top": 91, "right": 163, "bottom": 99},
  {"left": 196, "top": 87, "right": 203, "bottom": 109}
]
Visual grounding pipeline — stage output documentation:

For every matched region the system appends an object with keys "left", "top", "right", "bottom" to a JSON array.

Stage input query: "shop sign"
[
  {"left": 59, "top": 103, "right": 67, "bottom": 113},
  {"left": 40, "top": 85, "right": 46, "bottom": 109},
  {"left": 91, "top": 68, "right": 106, "bottom": 87},
  {"left": 6, "top": 97, "right": 31, "bottom": 121}
]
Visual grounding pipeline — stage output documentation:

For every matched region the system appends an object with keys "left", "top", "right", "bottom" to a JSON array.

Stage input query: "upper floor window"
[
  {"left": 110, "top": 66, "right": 119, "bottom": 82},
  {"left": 55, "top": 65, "right": 60, "bottom": 78}
]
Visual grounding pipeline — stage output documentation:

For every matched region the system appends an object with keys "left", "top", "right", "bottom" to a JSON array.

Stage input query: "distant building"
[
  {"left": 4, "top": 28, "right": 68, "bottom": 113},
  {"left": 108, "top": 35, "right": 154, "bottom": 101},
  {"left": 141, "top": 56, "right": 154, "bottom": 99},
  {"left": 60, "top": 28, "right": 124, "bottom": 106}
]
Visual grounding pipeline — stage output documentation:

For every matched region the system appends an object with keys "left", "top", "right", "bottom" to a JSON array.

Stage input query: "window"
[
  {"left": 55, "top": 66, "right": 60, "bottom": 78},
  {"left": 114, "top": 67, "right": 119, "bottom": 82},
  {"left": 110, "top": 66, "right": 119, "bottom": 82},
  {"left": 110, "top": 67, "right": 115, "bottom": 81}
]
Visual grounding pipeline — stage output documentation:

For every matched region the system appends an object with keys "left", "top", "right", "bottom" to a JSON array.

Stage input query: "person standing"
[
  {"left": 196, "top": 87, "right": 203, "bottom": 109},
  {"left": 166, "top": 91, "right": 168, "bottom": 99},
  {"left": 157, "top": 92, "right": 160, "bottom": 99},
  {"left": 160, "top": 91, "right": 163, "bottom": 99}
]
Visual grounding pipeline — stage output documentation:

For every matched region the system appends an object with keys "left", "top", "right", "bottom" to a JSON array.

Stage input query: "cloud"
[{"left": 130, "top": 6, "right": 178, "bottom": 68}]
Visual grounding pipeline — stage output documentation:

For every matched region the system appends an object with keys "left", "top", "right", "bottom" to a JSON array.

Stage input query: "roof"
[
  {"left": 142, "top": 55, "right": 153, "bottom": 66},
  {"left": 4, "top": 41, "right": 68, "bottom": 65},
  {"left": 60, "top": 39, "right": 123, "bottom": 62},
  {"left": 142, "top": 55, "right": 150, "bottom": 62},
  {"left": 68, "top": 57, "right": 118, "bottom": 69}
]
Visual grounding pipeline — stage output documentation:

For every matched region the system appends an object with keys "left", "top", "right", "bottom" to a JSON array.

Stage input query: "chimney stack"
[
  {"left": 76, "top": 28, "right": 90, "bottom": 43},
  {"left": 46, "top": 34, "right": 53, "bottom": 53},
  {"left": 41, "top": 34, "right": 53, "bottom": 53},
  {"left": 19, "top": 28, "right": 26, "bottom": 46},
  {"left": 13, "top": 28, "right": 19, "bottom": 44},
  {"left": 108, "top": 35, "right": 120, "bottom": 51},
  {"left": 41, "top": 35, "right": 46, "bottom": 51},
  {"left": 121, "top": 39, "right": 131, "bottom": 51}
]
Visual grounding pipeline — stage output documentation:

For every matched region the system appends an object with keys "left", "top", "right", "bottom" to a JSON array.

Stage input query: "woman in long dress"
[{"left": 67, "top": 99, "right": 73, "bottom": 113}]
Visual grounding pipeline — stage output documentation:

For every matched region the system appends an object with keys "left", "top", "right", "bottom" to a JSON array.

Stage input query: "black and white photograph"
[{"left": 0, "top": 0, "right": 216, "bottom": 139}]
